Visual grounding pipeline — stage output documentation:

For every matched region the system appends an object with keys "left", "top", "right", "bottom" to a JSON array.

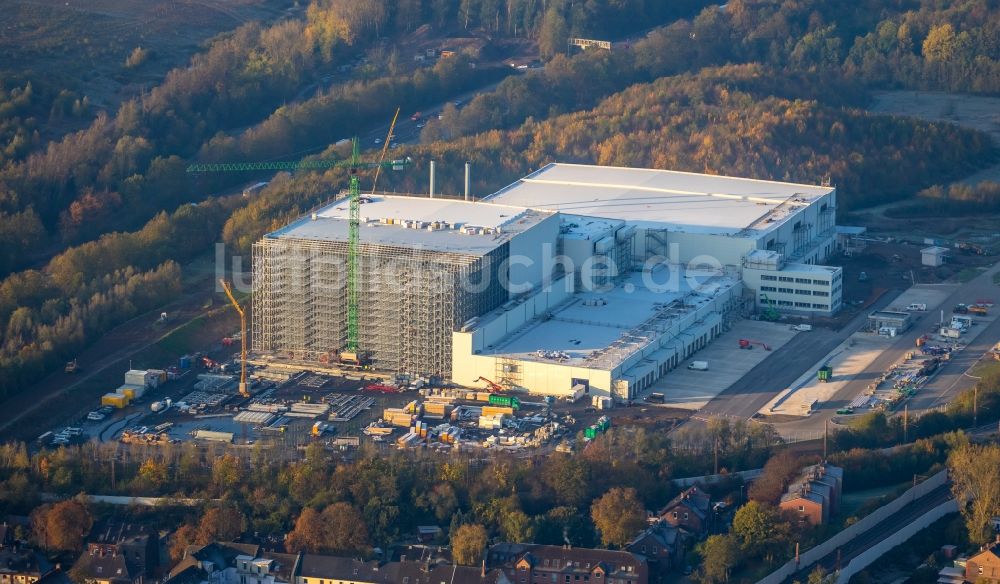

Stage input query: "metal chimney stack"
[
  {"left": 429, "top": 160, "right": 436, "bottom": 199},
  {"left": 464, "top": 162, "right": 471, "bottom": 201}
]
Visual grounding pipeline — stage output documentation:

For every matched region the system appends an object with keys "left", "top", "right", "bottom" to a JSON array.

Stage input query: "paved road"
[
  {"left": 908, "top": 311, "right": 1000, "bottom": 411},
  {"left": 773, "top": 262, "right": 1000, "bottom": 436},
  {"left": 675, "top": 291, "right": 902, "bottom": 431},
  {"left": 791, "top": 484, "right": 954, "bottom": 581}
]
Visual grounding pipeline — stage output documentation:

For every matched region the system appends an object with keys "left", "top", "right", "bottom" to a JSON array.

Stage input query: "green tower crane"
[{"left": 187, "top": 137, "right": 412, "bottom": 363}]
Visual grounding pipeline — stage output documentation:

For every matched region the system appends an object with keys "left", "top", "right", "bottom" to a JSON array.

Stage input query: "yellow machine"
[{"left": 219, "top": 279, "right": 250, "bottom": 398}]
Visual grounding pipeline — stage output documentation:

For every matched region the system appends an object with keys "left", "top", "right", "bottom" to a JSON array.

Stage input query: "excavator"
[
  {"left": 474, "top": 376, "right": 504, "bottom": 392},
  {"left": 220, "top": 279, "right": 250, "bottom": 398}
]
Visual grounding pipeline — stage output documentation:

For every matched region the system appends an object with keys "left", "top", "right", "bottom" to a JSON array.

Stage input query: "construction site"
[{"left": 249, "top": 162, "right": 845, "bottom": 403}]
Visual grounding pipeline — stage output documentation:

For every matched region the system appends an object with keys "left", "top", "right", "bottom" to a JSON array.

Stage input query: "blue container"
[{"left": 179, "top": 355, "right": 192, "bottom": 369}]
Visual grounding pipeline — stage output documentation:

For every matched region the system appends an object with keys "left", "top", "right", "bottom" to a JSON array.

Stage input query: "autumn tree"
[
  {"left": 286, "top": 503, "right": 370, "bottom": 555},
  {"left": 538, "top": 6, "right": 568, "bottom": 59},
  {"left": 542, "top": 455, "right": 589, "bottom": 506},
  {"left": 731, "top": 501, "right": 790, "bottom": 565},
  {"left": 536, "top": 506, "right": 596, "bottom": 547},
  {"left": 451, "top": 524, "right": 488, "bottom": 566},
  {"left": 949, "top": 443, "right": 1000, "bottom": 545},
  {"left": 197, "top": 505, "right": 246, "bottom": 544},
  {"left": 922, "top": 24, "right": 957, "bottom": 63},
  {"left": 31, "top": 499, "right": 93, "bottom": 552},
  {"left": 169, "top": 524, "right": 199, "bottom": 562},
  {"left": 697, "top": 534, "right": 739, "bottom": 584},
  {"left": 590, "top": 487, "right": 646, "bottom": 548},
  {"left": 748, "top": 450, "right": 803, "bottom": 504}
]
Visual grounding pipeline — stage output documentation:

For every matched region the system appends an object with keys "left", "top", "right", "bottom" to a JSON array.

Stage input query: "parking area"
[
  {"left": 645, "top": 320, "right": 800, "bottom": 410},
  {"left": 884, "top": 283, "right": 959, "bottom": 314},
  {"left": 761, "top": 333, "right": 894, "bottom": 416}
]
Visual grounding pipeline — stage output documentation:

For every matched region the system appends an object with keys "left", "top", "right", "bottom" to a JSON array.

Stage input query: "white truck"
[
  {"left": 687, "top": 360, "right": 709, "bottom": 371},
  {"left": 791, "top": 324, "right": 813, "bottom": 332},
  {"left": 906, "top": 303, "right": 927, "bottom": 311},
  {"left": 940, "top": 327, "right": 961, "bottom": 339}
]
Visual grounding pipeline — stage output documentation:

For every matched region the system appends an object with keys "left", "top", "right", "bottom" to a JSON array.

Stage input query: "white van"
[
  {"left": 906, "top": 303, "right": 927, "bottom": 311},
  {"left": 687, "top": 361, "right": 709, "bottom": 371}
]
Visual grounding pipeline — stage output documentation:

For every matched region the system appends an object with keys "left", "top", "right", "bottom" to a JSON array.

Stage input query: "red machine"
[
  {"left": 475, "top": 376, "right": 504, "bottom": 392},
  {"left": 738, "top": 339, "right": 771, "bottom": 351},
  {"left": 364, "top": 383, "right": 398, "bottom": 393}
]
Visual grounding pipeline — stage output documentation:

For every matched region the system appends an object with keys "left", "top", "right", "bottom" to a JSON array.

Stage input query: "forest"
[
  {"left": 222, "top": 64, "right": 994, "bottom": 257},
  {"left": 0, "top": 0, "right": 999, "bottom": 399}
]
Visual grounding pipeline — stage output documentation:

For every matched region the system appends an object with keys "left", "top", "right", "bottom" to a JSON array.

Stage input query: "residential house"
[
  {"left": 166, "top": 543, "right": 274, "bottom": 584},
  {"left": 0, "top": 545, "right": 53, "bottom": 584},
  {"left": 166, "top": 543, "right": 507, "bottom": 584},
  {"left": 297, "top": 555, "right": 381, "bottom": 584},
  {"left": 73, "top": 522, "right": 161, "bottom": 584},
  {"left": 967, "top": 542, "right": 1000, "bottom": 584},
  {"left": 387, "top": 560, "right": 510, "bottom": 584},
  {"left": 626, "top": 524, "right": 682, "bottom": 579},
  {"left": 71, "top": 548, "right": 134, "bottom": 584},
  {"left": 488, "top": 543, "right": 648, "bottom": 584},
  {"left": 658, "top": 487, "right": 711, "bottom": 536},
  {"left": 778, "top": 463, "right": 843, "bottom": 526}
]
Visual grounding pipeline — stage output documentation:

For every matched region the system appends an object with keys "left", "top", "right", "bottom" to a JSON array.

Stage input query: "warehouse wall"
[{"left": 506, "top": 211, "right": 561, "bottom": 294}]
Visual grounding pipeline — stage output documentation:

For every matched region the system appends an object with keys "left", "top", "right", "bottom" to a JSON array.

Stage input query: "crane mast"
[
  {"left": 346, "top": 139, "right": 361, "bottom": 353},
  {"left": 219, "top": 279, "right": 249, "bottom": 398},
  {"left": 187, "top": 115, "right": 411, "bottom": 370}
]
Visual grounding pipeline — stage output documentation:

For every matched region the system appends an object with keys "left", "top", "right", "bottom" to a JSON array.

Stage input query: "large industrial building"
[{"left": 252, "top": 163, "right": 842, "bottom": 400}]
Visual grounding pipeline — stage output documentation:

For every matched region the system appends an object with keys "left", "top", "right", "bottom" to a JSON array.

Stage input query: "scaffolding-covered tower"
[{"left": 252, "top": 194, "right": 558, "bottom": 378}]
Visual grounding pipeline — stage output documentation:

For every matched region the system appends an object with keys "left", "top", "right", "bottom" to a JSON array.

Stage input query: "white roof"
[
  {"left": 560, "top": 214, "right": 624, "bottom": 240},
  {"left": 782, "top": 262, "right": 841, "bottom": 274},
  {"left": 483, "top": 266, "right": 738, "bottom": 368},
  {"left": 488, "top": 163, "right": 833, "bottom": 235},
  {"left": 267, "top": 194, "right": 551, "bottom": 256}
]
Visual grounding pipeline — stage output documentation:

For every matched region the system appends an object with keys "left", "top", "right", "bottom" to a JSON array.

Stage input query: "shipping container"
[
  {"left": 101, "top": 392, "right": 130, "bottom": 408},
  {"left": 488, "top": 394, "right": 521, "bottom": 409},
  {"left": 482, "top": 406, "right": 514, "bottom": 417}
]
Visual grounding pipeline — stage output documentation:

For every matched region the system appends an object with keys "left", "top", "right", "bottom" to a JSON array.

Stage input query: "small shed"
[
  {"left": 868, "top": 310, "right": 912, "bottom": 334},
  {"left": 921, "top": 246, "right": 948, "bottom": 267},
  {"left": 416, "top": 525, "right": 442, "bottom": 542}
]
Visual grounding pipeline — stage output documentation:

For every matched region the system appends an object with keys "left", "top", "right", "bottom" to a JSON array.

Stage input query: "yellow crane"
[{"left": 219, "top": 279, "right": 250, "bottom": 398}]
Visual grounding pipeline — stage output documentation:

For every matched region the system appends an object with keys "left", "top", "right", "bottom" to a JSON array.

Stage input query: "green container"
[
  {"left": 488, "top": 395, "right": 521, "bottom": 409},
  {"left": 584, "top": 426, "right": 598, "bottom": 439},
  {"left": 817, "top": 366, "right": 833, "bottom": 381}
]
